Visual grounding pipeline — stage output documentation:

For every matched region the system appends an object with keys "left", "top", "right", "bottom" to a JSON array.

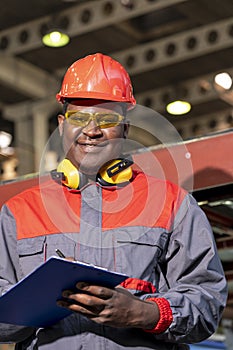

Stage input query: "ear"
[{"left": 58, "top": 114, "right": 65, "bottom": 136}]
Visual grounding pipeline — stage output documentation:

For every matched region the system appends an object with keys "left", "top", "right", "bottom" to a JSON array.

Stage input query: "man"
[{"left": 0, "top": 53, "right": 227, "bottom": 349}]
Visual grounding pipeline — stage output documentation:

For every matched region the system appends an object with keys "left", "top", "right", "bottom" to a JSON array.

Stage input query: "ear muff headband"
[{"left": 51, "top": 158, "right": 133, "bottom": 189}]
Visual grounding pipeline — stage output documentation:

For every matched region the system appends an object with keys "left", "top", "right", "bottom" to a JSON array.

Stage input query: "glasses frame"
[{"left": 64, "top": 110, "right": 125, "bottom": 129}]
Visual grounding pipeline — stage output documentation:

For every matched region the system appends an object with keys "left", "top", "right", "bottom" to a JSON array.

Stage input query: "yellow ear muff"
[
  {"left": 51, "top": 158, "right": 133, "bottom": 189},
  {"left": 97, "top": 158, "right": 133, "bottom": 186},
  {"left": 57, "top": 159, "right": 80, "bottom": 189}
]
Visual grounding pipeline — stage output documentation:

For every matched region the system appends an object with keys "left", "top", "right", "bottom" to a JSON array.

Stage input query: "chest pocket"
[
  {"left": 17, "top": 236, "right": 46, "bottom": 277},
  {"left": 113, "top": 228, "right": 169, "bottom": 287}
]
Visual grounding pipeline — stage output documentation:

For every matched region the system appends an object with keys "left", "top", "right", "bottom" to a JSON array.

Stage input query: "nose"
[{"left": 82, "top": 120, "right": 103, "bottom": 138}]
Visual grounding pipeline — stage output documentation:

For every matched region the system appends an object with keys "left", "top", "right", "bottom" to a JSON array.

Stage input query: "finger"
[
  {"left": 76, "top": 283, "right": 114, "bottom": 299},
  {"left": 57, "top": 298, "right": 105, "bottom": 316},
  {"left": 62, "top": 290, "right": 107, "bottom": 306}
]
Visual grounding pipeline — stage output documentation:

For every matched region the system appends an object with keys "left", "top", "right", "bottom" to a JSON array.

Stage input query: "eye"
[
  {"left": 98, "top": 114, "right": 122, "bottom": 126},
  {"left": 68, "top": 112, "right": 90, "bottom": 125}
]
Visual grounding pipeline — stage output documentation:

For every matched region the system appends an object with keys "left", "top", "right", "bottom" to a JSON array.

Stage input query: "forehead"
[{"left": 66, "top": 101, "right": 124, "bottom": 114}]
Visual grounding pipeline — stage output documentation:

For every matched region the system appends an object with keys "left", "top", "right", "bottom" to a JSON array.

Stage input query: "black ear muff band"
[{"left": 50, "top": 170, "right": 65, "bottom": 183}]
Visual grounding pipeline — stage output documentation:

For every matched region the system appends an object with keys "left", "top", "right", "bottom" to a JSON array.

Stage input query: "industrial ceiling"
[
  {"left": 0, "top": 0, "right": 233, "bottom": 332},
  {"left": 1, "top": 0, "right": 233, "bottom": 136}
]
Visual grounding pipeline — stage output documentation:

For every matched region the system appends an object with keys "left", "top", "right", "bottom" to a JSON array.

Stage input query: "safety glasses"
[{"left": 65, "top": 110, "right": 125, "bottom": 129}]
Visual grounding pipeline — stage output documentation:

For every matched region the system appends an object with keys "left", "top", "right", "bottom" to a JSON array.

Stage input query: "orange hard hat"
[{"left": 56, "top": 53, "right": 136, "bottom": 109}]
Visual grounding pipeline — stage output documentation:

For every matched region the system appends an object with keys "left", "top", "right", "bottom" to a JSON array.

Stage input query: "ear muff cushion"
[
  {"left": 97, "top": 159, "right": 133, "bottom": 186},
  {"left": 57, "top": 159, "right": 80, "bottom": 189}
]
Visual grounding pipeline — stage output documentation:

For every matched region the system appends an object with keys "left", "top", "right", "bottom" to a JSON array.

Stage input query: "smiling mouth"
[
  {"left": 75, "top": 141, "right": 108, "bottom": 153},
  {"left": 76, "top": 140, "right": 108, "bottom": 147}
]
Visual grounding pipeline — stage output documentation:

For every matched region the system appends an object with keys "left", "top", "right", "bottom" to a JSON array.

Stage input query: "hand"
[{"left": 57, "top": 282, "right": 160, "bottom": 329}]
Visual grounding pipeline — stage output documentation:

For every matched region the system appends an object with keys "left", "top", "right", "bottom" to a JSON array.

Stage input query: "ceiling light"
[
  {"left": 0, "top": 113, "right": 14, "bottom": 149},
  {"left": 120, "top": 0, "right": 134, "bottom": 8},
  {"left": 208, "top": 199, "right": 233, "bottom": 207},
  {"left": 166, "top": 100, "right": 191, "bottom": 115},
  {"left": 42, "top": 29, "right": 70, "bottom": 48},
  {"left": 0, "top": 131, "right": 12, "bottom": 149},
  {"left": 214, "top": 72, "right": 232, "bottom": 90}
]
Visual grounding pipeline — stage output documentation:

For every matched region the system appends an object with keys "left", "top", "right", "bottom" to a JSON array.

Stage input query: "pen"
[{"left": 55, "top": 249, "right": 66, "bottom": 258}]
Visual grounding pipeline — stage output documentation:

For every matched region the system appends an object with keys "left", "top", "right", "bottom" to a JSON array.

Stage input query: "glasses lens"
[
  {"left": 65, "top": 111, "right": 91, "bottom": 126},
  {"left": 96, "top": 113, "right": 124, "bottom": 128},
  {"left": 65, "top": 111, "right": 124, "bottom": 128}
]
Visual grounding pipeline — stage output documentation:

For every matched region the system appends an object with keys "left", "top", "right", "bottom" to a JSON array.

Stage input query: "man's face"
[{"left": 58, "top": 102, "right": 129, "bottom": 176}]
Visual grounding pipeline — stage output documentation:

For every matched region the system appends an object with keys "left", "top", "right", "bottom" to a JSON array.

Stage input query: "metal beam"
[
  {"left": 132, "top": 130, "right": 233, "bottom": 191},
  {"left": 1, "top": 15, "right": 233, "bottom": 103},
  {"left": 53, "top": 17, "right": 233, "bottom": 79},
  {"left": 0, "top": 0, "right": 188, "bottom": 54},
  {"left": 173, "top": 109, "right": 233, "bottom": 140},
  {"left": 112, "top": 17, "right": 233, "bottom": 75},
  {"left": 1, "top": 12, "right": 233, "bottom": 138},
  {"left": 3, "top": 60, "right": 233, "bottom": 119},
  {"left": 3, "top": 96, "right": 58, "bottom": 121},
  {"left": 135, "top": 68, "right": 233, "bottom": 111},
  {"left": 0, "top": 54, "right": 59, "bottom": 98}
]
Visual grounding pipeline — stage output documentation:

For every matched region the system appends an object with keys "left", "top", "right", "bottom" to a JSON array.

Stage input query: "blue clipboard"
[{"left": 0, "top": 256, "right": 128, "bottom": 327}]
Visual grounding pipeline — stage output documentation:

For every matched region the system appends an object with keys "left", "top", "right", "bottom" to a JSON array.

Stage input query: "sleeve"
[
  {"left": 0, "top": 204, "right": 36, "bottom": 343},
  {"left": 141, "top": 194, "right": 228, "bottom": 343}
]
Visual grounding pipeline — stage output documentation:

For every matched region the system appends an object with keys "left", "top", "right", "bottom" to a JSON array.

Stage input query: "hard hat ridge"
[{"left": 56, "top": 53, "right": 136, "bottom": 109}]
